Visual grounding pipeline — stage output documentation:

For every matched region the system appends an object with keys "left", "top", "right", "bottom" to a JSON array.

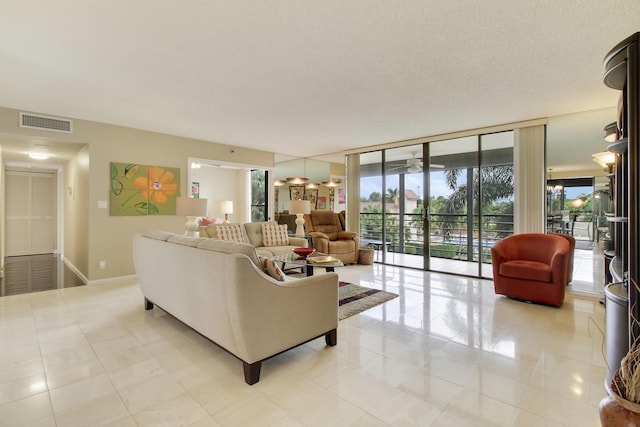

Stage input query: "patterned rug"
[{"left": 338, "top": 281, "right": 398, "bottom": 320}]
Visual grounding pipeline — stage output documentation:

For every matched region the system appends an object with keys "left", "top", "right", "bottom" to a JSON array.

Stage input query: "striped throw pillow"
[{"left": 262, "top": 223, "right": 289, "bottom": 247}]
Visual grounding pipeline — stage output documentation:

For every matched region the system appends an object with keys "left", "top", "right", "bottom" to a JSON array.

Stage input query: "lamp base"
[
  {"left": 184, "top": 216, "right": 200, "bottom": 238},
  {"left": 295, "top": 214, "right": 306, "bottom": 237}
]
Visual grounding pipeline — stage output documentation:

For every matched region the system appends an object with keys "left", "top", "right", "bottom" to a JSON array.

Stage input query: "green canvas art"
[{"left": 110, "top": 162, "right": 180, "bottom": 216}]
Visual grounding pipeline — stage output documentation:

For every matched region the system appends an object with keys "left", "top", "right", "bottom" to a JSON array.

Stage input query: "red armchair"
[
  {"left": 304, "top": 210, "right": 359, "bottom": 264},
  {"left": 490, "top": 233, "right": 572, "bottom": 307}
]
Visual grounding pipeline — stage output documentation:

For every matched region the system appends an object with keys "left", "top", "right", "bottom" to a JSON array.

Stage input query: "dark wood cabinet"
[{"left": 603, "top": 32, "right": 640, "bottom": 340}]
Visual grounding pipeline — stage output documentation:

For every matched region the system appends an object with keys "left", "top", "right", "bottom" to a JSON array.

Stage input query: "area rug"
[{"left": 338, "top": 281, "right": 398, "bottom": 320}]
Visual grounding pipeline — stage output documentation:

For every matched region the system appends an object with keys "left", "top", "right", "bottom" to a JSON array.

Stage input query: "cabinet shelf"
[
  {"left": 608, "top": 217, "right": 628, "bottom": 223},
  {"left": 608, "top": 138, "right": 628, "bottom": 154}
]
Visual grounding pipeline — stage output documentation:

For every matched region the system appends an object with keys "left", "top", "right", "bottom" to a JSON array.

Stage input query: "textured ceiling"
[{"left": 0, "top": 1, "right": 638, "bottom": 162}]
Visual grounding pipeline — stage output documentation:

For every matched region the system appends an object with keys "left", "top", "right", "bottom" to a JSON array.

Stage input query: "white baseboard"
[
  {"left": 62, "top": 257, "right": 88, "bottom": 285},
  {"left": 88, "top": 274, "right": 138, "bottom": 286},
  {"left": 62, "top": 257, "right": 137, "bottom": 286}
]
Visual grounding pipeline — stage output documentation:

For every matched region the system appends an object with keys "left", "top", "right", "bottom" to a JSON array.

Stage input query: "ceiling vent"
[{"left": 19, "top": 112, "right": 73, "bottom": 133}]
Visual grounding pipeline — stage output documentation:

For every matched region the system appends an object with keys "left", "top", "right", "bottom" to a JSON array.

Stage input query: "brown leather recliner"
[
  {"left": 304, "top": 210, "right": 359, "bottom": 264},
  {"left": 490, "top": 233, "right": 572, "bottom": 307}
]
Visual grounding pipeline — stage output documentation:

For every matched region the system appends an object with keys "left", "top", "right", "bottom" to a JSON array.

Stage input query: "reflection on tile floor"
[{"left": 0, "top": 264, "right": 606, "bottom": 426}]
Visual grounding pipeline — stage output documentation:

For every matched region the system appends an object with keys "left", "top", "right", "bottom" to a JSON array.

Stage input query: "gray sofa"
[
  {"left": 198, "top": 221, "right": 309, "bottom": 257},
  {"left": 133, "top": 230, "right": 338, "bottom": 384}
]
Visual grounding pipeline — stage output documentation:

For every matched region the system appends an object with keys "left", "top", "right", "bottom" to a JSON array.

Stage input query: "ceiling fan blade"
[{"left": 429, "top": 164, "right": 445, "bottom": 169}]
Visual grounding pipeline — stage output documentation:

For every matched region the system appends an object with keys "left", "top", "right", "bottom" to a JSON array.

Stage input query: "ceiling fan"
[{"left": 389, "top": 153, "right": 444, "bottom": 173}]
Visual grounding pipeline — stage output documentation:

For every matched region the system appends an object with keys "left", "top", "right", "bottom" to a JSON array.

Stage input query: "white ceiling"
[{"left": 0, "top": 1, "right": 638, "bottom": 165}]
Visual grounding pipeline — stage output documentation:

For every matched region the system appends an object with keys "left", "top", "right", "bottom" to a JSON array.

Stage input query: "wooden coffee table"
[{"left": 272, "top": 252, "right": 343, "bottom": 277}]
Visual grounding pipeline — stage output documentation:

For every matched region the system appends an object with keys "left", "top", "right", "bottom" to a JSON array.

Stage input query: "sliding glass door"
[{"left": 359, "top": 131, "right": 514, "bottom": 279}]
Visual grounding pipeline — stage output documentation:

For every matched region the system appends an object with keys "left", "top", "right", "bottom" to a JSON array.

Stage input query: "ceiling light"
[
  {"left": 27, "top": 146, "right": 50, "bottom": 160},
  {"left": 273, "top": 179, "right": 286, "bottom": 187},
  {"left": 286, "top": 176, "right": 308, "bottom": 184},
  {"left": 321, "top": 179, "right": 341, "bottom": 187}
]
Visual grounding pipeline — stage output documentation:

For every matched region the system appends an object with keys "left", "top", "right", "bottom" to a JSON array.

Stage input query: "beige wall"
[
  {"left": 64, "top": 145, "right": 90, "bottom": 279},
  {"left": 0, "top": 106, "right": 273, "bottom": 282},
  {"left": 195, "top": 166, "right": 252, "bottom": 223}
]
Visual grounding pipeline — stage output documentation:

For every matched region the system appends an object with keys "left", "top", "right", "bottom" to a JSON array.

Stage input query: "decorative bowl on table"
[{"left": 293, "top": 247, "right": 316, "bottom": 258}]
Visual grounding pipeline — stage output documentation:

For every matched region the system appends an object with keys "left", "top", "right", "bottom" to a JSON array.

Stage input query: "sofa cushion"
[
  {"left": 197, "top": 239, "right": 262, "bottom": 270},
  {"left": 244, "top": 221, "right": 269, "bottom": 247},
  {"left": 143, "top": 229, "right": 177, "bottom": 241},
  {"left": 262, "top": 223, "right": 289, "bottom": 247},
  {"left": 167, "top": 235, "right": 206, "bottom": 247},
  {"left": 216, "top": 224, "right": 247, "bottom": 243},
  {"left": 499, "top": 260, "right": 552, "bottom": 282},
  {"left": 260, "top": 257, "right": 290, "bottom": 282}
]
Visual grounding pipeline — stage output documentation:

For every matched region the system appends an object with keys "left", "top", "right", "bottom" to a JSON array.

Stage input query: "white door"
[{"left": 5, "top": 170, "right": 56, "bottom": 256}]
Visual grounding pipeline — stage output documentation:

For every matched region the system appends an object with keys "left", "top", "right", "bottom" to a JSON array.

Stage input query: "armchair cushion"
[{"left": 499, "top": 260, "right": 552, "bottom": 282}]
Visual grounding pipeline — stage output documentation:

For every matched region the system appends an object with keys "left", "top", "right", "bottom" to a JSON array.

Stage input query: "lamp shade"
[
  {"left": 290, "top": 200, "right": 311, "bottom": 215},
  {"left": 592, "top": 151, "right": 616, "bottom": 168},
  {"left": 221, "top": 200, "right": 234, "bottom": 214},
  {"left": 176, "top": 197, "right": 208, "bottom": 217}
]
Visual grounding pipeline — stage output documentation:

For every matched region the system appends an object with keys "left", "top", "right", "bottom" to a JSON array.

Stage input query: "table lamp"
[
  {"left": 290, "top": 199, "right": 311, "bottom": 237},
  {"left": 221, "top": 200, "right": 234, "bottom": 223},
  {"left": 176, "top": 197, "right": 208, "bottom": 237}
]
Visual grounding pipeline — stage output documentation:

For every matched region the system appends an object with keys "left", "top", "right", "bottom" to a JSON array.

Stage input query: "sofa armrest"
[
  {"left": 288, "top": 236, "right": 309, "bottom": 248},
  {"left": 229, "top": 262, "right": 339, "bottom": 362}
]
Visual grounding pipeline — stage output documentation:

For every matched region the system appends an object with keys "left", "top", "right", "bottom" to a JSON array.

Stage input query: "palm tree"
[
  {"left": 440, "top": 165, "right": 514, "bottom": 239},
  {"left": 385, "top": 187, "right": 399, "bottom": 204}
]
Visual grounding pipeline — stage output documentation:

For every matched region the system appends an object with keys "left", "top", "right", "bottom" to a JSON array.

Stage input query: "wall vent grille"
[{"left": 19, "top": 112, "right": 73, "bottom": 133}]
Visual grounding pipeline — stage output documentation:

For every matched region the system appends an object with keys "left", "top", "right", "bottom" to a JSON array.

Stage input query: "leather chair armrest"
[
  {"left": 337, "top": 231, "right": 357, "bottom": 240},
  {"left": 309, "top": 231, "right": 329, "bottom": 240}
]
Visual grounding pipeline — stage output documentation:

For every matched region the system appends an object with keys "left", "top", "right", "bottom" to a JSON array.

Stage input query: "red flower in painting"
[{"left": 133, "top": 166, "right": 178, "bottom": 203}]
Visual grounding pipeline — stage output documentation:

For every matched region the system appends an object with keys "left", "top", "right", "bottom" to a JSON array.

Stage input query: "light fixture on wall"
[
  {"left": 176, "top": 197, "right": 208, "bottom": 237},
  {"left": 592, "top": 151, "right": 616, "bottom": 173},
  {"left": 604, "top": 122, "right": 619, "bottom": 142},
  {"left": 27, "top": 145, "right": 51, "bottom": 160},
  {"left": 221, "top": 200, "right": 234, "bottom": 223},
  {"left": 290, "top": 199, "right": 311, "bottom": 237}
]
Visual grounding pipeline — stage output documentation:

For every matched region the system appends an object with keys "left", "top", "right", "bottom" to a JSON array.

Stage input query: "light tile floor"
[{"left": 0, "top": 264, "right": 607, "bottom": 426}]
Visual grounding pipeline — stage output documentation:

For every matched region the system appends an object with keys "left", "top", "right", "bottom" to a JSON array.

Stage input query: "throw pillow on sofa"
[
  {"left": 262, "top": 223, "right": 289, "bottom": 247},
  {"left": 260, "top": 257, "right": 290, "bottom": 281},
  {"left": 216, "top": 224, "right": 246, "bottom": 243}
]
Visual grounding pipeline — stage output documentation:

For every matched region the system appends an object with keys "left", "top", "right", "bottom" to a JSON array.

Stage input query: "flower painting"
[{"left": 110, "top": 162, "right": 180, "bottom": 216}]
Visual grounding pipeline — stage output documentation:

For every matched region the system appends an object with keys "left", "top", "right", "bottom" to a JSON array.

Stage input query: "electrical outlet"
[{"left": 98, "top": 260, "right": 106, "bottom": 270}]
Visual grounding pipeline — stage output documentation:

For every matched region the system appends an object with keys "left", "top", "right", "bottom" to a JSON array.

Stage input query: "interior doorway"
[
  {"left": 546, "top": 176, "right": 605, "bottom": 294},
  {"left": 4, "top": 168, "right": 56, "bottom": 256}
]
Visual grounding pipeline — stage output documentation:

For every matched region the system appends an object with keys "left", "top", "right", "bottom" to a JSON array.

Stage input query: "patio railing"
[{"left": 359, "top": 211, "right": 514, "bottom": 263}]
